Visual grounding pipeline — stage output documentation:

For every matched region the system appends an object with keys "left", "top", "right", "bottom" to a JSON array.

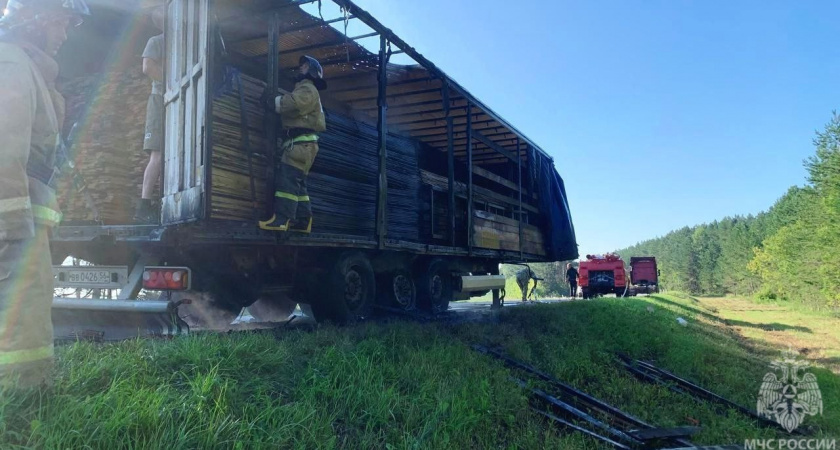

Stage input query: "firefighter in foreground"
[
  {"left": 259, "top": 55, "right": 328, "bottom": 232},
  {"left": 0, "top": 0, "right": 90, "bottom": 388}
]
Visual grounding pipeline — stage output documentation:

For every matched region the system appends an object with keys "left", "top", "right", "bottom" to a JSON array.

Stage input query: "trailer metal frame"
[{"left": 207, "top": 0, "right": 552, "bottom": 253}]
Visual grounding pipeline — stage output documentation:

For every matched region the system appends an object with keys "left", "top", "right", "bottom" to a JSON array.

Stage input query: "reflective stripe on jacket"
[
  {"left": 0, "top": 344, "right": 54, "bottom": 366},
  {"left": 0, "top": 42, "right": 63, "bottom": 239},
  {"left": 292, "top": 134, "right": 318, "bottom": 144}
]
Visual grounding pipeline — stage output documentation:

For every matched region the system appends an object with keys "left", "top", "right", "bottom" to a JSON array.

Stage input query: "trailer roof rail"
[{"left": 222, "top": 0, "right": 553, "bottom": 165}]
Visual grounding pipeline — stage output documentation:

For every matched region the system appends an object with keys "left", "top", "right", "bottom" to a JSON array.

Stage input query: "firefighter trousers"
[
  {"left": 274, "top": 138, "right": 319, "bottom": 221},
  {"left": 0, "top": 225, "right": 54, "bottom": 388}
]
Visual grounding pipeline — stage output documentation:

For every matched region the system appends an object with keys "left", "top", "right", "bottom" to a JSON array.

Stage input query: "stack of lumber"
[
  {"left": 56, "top": 68, "right": 154, "bottom": 223},
  {"left": 419, "top": 171, "right": 547, "bottom": 255},
  {"left": 420, "top": 170, "right": 540, "bottom": 216},
  {"left": 210, "top": 71, "right": 420, "bottom": 241},
  {"left": 473, "top": 210, "right": 546, "bottom": 256}
]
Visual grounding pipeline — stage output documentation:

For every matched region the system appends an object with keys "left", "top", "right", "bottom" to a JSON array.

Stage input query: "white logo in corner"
[{"left": 757, "top": 349, "right": 823, "bottom": 433}]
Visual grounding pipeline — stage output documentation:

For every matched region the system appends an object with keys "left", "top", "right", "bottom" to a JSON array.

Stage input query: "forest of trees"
[{"left": 616, "top": 113, "right": 840, "bottom": 308}]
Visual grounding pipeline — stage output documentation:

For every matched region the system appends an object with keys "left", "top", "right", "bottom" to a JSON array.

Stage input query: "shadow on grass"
[
  {"left": 648, "top": 296, "right": 813, "bottom": 334},
  {"left": 649, "top": 295, "right": 728, "bottom": 322},
  {"left": 724, "top": 320, "right": 812, "bottom": 333},
  {"left": 688, "top": 296, "right": 719, "bottom": 313},
  {"left": 815, "top": 356, "right": 840, "bottom": 367}
]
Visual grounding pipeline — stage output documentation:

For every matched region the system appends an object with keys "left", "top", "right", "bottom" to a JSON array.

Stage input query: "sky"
[{"left": 311, "top": 1, "right": 840, "bottom": 256}]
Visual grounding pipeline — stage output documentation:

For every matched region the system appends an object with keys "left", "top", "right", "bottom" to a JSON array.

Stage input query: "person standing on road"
[
  {"left": 259, "top": 55, "right": 327, "bottom": 233},
  {"left": 134, "top": 4, "right": 165, "bottom": 223},
  {"left": 566, "top": 262, "right": 579, "bottom": 298},
  {"left": 515, "top": 267, "right": 541, "bottom": 302},
  {"left": 0, "top": 0, "right": 90, "bottom": 388}
]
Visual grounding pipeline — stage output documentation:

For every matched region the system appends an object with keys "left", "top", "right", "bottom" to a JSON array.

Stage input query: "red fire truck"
[{"left": 578, "top": 254, "right": 627, "bottom": 299}]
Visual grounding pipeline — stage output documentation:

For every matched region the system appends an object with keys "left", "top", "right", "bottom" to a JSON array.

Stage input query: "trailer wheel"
[
  {"left": 416, "top": 259, "right": 452, "bottom": 314},
  {"left": 247, "top": 296, "right": 297, "bottom": 323},
  {"left": 170, "top": 291, "right": 241, "bottom": 330},
  {"left": 380, "top": 269, "right": 417, "bottom": 311},
  {"left": 311, "top": 252, "right": 375, "bottom": 324}
]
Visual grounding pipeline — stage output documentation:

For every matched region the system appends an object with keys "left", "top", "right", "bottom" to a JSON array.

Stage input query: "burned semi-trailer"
[{"left": 50, "top": 0, "right": 578, "bottom": 334}]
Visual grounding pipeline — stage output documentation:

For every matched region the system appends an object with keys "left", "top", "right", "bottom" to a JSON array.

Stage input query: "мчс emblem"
[{"left": 757, "top": 349, "right": 823, "bottom": 433}]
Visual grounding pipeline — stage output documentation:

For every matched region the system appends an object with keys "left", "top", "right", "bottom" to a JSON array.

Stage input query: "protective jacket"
[
  {"left": 0, "top": 40, "right": 64, "bottom": 387},
  {"left": 275, "top": 78, "right": 326, "bottom": 134},
  {"left": 0, "top": 41, "right": 64, "bottom": 240},
  {"left": 266, "top": 78, "right": 326, "bottom": 226}
]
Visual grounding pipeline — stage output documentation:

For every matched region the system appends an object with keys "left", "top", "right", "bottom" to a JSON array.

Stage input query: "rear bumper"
[{"left": 52, "top": 298, "right": 187, "bottom": 342}]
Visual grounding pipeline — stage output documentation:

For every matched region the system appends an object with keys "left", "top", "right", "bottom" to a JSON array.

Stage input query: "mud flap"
[{"left": 52, "top": 298, "right": 189, "bottom": 342}]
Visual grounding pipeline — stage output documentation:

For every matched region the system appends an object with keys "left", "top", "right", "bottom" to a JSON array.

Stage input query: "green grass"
[
  {"left": 470, "top": 277, "right": 556, "bottom": 302},
  {"left": 1, "top": 295, "right": 838, "bottom": 449}
]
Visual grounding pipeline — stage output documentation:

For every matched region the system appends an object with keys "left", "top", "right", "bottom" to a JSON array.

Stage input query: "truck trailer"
[
  {"left": 49, "top": 0, "right": 578, "bottom": 334},
  {"left": 629, "top": 257, "right": 660, "bottom": 295}
]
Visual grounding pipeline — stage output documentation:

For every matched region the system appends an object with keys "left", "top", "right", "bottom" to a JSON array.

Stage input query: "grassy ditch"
[{"left": 1, "top": 295, "right": 837, "bottom": 449}]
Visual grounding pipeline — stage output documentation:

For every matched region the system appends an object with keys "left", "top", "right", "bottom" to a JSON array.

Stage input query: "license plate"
[
  {"left": 68, "top": 270, "right": 112, "bottom": 284},
  {"left": 53, "top": 266, "right": 128, "bottom": 289}
]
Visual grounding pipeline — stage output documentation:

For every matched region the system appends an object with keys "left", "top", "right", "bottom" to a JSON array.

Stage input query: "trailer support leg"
[{"left": 492, "top": 289, "right": 502, "bottom": 309}]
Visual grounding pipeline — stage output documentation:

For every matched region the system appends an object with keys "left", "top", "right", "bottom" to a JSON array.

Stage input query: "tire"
[
  {"left": 380, "top": 268, "right": 417, "bottom": 311},
  {"left": 615, "top": 288, "right": 625, "bottom": 298},
  {"left": 311, "top": 252, "right": 376, "bottom": 324},
  {"left": 247, "top": 296, "right": 297, "bottom": 322},
  {"left": 416, "top": 259, "right": 453, "bottom": 314},
  {"left": 170, "top": 291, "right": 241, "bottom": 330}
]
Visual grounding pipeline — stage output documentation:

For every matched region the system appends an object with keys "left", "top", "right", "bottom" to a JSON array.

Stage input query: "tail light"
[{"left": 142, "top": 267, "right": 191, "bottom": 291}]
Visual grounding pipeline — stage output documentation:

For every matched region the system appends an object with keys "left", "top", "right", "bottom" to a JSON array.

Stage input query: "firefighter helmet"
[
  {"left": 1, "top": 0, "right": 91, "bottom": 28},
  {"left": 299, "top": 54, "right": 327, "bottom": 90}
]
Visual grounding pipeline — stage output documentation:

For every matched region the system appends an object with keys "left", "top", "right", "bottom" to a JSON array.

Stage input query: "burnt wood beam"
[
  {"left": 329, "top": 0, "right": 551, "bottom": 161},
  {"left": 330, "top": 77, "right": 441, "bottom": 97},
  {"left": 471, "top": 129, "right": 518, "bottom": 162},
  {"left": 399, "top": 114, "right": 495, "bottom": 132},
  {"left": 229, "top": 15, "right": 357, "bottom": 45},
  {"left": 408, "top": 121, "right": 507, "bottom": 138},
  {"left": 277, "top": 31, "right": 379, "bottom": 57}
]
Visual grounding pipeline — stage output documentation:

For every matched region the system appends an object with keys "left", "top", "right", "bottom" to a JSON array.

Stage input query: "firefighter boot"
[
  {"left": 289, "top": 217, "right": 312, "bottom": 234},
  {"left": 258, "top": 212, "right": 291, "bottom": 231},
  {"left": 133, "top": 199, "right": 157, "bottom": 224}
]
